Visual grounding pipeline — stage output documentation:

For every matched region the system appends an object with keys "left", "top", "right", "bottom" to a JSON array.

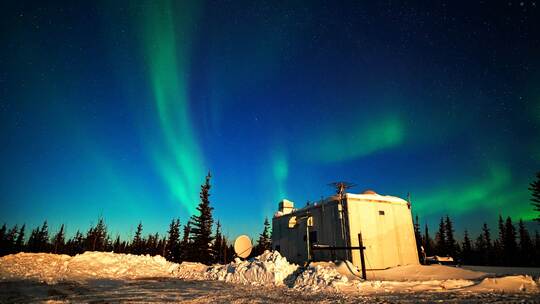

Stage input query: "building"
[{"left": 272, "top": 190, "right": 419, "bottom": 270}]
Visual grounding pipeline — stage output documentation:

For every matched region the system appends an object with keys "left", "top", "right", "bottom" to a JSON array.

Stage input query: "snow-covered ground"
[{"left": 1, "top": 251, "right": 539, "bottom": 303}]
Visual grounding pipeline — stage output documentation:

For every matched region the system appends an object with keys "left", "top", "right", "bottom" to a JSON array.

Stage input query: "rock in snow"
[{"left": 1, "top": 251, "right": 538, "bottom": 294}]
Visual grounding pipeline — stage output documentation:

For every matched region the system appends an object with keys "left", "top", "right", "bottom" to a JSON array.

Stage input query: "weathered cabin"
[{"left": 272, "top": 190, "right": 419, "bottom": 269}]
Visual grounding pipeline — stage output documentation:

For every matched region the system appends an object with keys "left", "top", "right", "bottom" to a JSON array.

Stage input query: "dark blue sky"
[{"left": 1, "top": 1, "right": 539, "bottom": 240}]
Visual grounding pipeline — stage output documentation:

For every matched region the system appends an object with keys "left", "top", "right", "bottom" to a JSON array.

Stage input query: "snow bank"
[
  {"left": 465, "top": 275, "right": 538, "bottom": 293},
  {"left": 1, "top": 251, "right": 538, "bottom": 295},
  {"left": 368, "top": 264, "right": 487, "bottom": 281},
  {"left": 0, "top": 252, "right": 178, "bottom": 284},
  {"left": 179, "top": 250, "right": 299, "bottom": 286},
  {"left": 0, "top": 253, "right": 72, "bottom": 283},
  {"left": 292, "top": 262, "right": 349, "bottom": 291}
]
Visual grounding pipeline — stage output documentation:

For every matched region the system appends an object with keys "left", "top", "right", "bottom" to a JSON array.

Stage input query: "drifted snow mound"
[
  {"left": 204, "top": 250, "right": 298, "bottom": 286},
  {"left": 465, "top": 275, "right": 538, "bottom": 293},
  {"left": 292, "top": 262, "right": 349, "bottom": 291},
  {"left": 0, "top": 252, "right": 178, "bottom": 284}
]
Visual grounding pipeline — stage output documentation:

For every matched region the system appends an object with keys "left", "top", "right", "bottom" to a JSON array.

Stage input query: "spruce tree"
[
  {"left": 52, "top": 224, "right": 66, "bottom": 254},
  {"left": 518, "top": 219, "right": 533, "bottom": 266},
  {"left": 113, "top": 235, "right": 122, "bottom": 253},
  {"left": 445, "top": 216, "right": 458, "bottom": 257},
  {"left": 189, "top": 172, "right": 215, "bottom": 264},
  {"left": 90, "top": 218, "right": 108, "bottom": 251},
  {"left": 4, "top": 225, "right": 18, "bottom": 255},
  {"left": 256, "top": 217, "right": 272, "bottom": 255},
  {"left": 15, "top": 224, "right": 25, "bottom": 253},
  {"left": 504, "top": 217, "right": 518, "bottom": 266},
  {"left": 180, "top": 221, "right": 192, "bottom": 261},
  {"left": 413, "top": 215, "right": 422, "bottom": 262},
  {"left": 38, "top": 221, "right": 49, "bottom": 252},
  {"left": 475, "top": 222, "right": 492, "bottom": 265},
  {"left": 72, "top": 230, "right": 85, "bottom": 254},
  {"left": 132, "top": 222, "right": 144, "bottom": 255},
  {"left": 435, "top": 217, "right": 447, "bottom": 256},
  {"left": 214, "top": 221, "right": 224, "bottom": 263},
  {"left": 422, "top": 224, "right": 433, "bottom": 256},
  {"left": 529, "top": 171, "right": 540, "bottom": 223},
  {"left": 165, "top": 218, "right": 181, "bottom": 262},
  {"left": 461, "top": 230, "right": 473, "bottom": 265}
]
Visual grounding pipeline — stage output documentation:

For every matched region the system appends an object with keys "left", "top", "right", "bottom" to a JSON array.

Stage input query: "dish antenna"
[{"left": 233, "top": 235, "right": 253, "bottom": 258}]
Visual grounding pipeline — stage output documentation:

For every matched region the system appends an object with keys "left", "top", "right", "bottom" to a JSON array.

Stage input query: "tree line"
[
  {"left": 0, "top": 172, "right": 272, "bottom": 265},
  {"left": 414, "top": 214, "right": 540, "bottom": 266},
  {"left": 412, "top": 170, "right": 540, "bottom": 266}
]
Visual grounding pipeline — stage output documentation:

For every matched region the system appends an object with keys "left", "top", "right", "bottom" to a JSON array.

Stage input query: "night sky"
[{"left": 1, "top": 1, "right": 539, "bottom": 239}]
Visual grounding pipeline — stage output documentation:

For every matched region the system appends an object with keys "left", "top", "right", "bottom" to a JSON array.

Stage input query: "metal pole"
[
  {"left": 358, "top": 233, "right": 367, "bottom": 280},
  {"left": 306, "top": 221, "right": 311, "bottom": 262}
]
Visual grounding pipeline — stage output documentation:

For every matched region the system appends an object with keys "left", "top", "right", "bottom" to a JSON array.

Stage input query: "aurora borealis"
[{"left": 1, "top": 1, "right": 539, "bottom": 239}]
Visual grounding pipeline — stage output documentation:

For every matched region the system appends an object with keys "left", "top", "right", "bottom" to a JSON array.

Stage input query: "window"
[{"left": 379, "top": 210, "right": 385, "bottom": 215}]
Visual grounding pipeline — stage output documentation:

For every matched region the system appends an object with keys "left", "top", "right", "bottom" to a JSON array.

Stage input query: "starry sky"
[{"left": 1, "top": 1, "right": 539, "bottom": 240}]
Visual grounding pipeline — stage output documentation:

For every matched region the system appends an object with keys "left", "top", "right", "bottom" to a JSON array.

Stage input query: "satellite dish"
[{"left": 234, "top": 235, "right": 252, "bottom": 258}]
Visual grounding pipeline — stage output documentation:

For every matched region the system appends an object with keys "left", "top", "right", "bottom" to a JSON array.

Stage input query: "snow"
[
  {"left": 367, "top": 264, "right": 487, "bottom": 281},
  {"left": 292, "top": 262, "right": 349, "bottom": 291},
  {"left": 0, "top": 252, "right": 178, "bottom": 284},
  {"left": 1, "top": 250, "right": 539, "bottom": 297}
]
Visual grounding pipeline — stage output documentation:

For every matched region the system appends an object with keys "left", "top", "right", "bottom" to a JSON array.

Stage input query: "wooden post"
[{"left": 358, "top": 233, "right": 367, "bottom": 280}]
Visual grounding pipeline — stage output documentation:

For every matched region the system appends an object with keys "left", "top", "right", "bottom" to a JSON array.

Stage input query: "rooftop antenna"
[{"left": 328, "top": 181, "right": 356, "bottom": 198}]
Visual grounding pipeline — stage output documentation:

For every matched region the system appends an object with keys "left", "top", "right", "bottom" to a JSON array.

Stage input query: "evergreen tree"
[
  {"left": 413, "top": 215, "right": 422, "bottom": 262},
  {"left": 158, "top": 236, "right": 167, "bottom": 257},
  {"left": 15, "top": 224, "right": 25, "bottom": 253},
  {"left": 518, "top": 219, "right": 533, "bottom": 266},
  {"left": 52, "top": 224, "right": 66, "bottom": 254},
  {"left": 255, "top": 217, "right": 272, "bottom": 256},
  {"left": 481, "top": 222, "right": 492, "bottom": 264},
  {"left": 189, "top": 172, "right": 215, "bottom": 264},
  {"left": 180, "top": 221, "right": 191, "bottom": 261},
  {"left": 71, "top": 230, "right": 85, "bottom": 255},
  {"left": 113, "top": 235, "right": 122, "bottom": 253},
  {"left": 529, "top": 171, "right": 540, "bottom": 223},
  {"left": 445, "top": 216, "right": 458, "bottom": 257},
  {"left": 88, "top": 218, "right": 107, "bottom": 251},
  {"left": 503, "top": 217, "right": 518, "bottom": 266},
  {"left": 132, "top": 222, "right": 144, "bottom": 255},
  {"left": 422, "top": 224, "right": 433, "bottom": 257},
  {"left": 497, "top": 215, "right": 506, "bottom": 265},
  {"left": 4, "top": 225, "right": 18, "bottom": 255},
  {"left": 37, "top": 221, "right": 49, "bottom": 252},
  {"left": 435, "top": 217, "right": 447, "bottom": 256},
  {"left": 475, "top": 223, "right": 492, "bottom": 265},
  {"left": 213, "top": 221, "right": 224, "bottom": 263},
  {"left": 165, "top": 219, "right": 181, "bottom": 262},
  {"left": 461, "top": 230, "right": 473, "bottom": 265}
]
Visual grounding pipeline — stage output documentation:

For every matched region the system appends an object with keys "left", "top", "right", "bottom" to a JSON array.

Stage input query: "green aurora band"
[
  {"left": 272, "top": 149, "right": 289, "bottom": 201},
  {"left": 142, "top": 1, "right": 204, "bottom": 215},
  {"left": 413, "top": 164, "right": 536, "bottom": 222},
  {"left": 303, "top": 114, "right": 405, "bottom": 163}
]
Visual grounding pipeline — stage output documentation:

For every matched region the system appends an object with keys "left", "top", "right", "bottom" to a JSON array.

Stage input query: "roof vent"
[{"left": 363, "top": 189, "right": 377, "bottom": 195}]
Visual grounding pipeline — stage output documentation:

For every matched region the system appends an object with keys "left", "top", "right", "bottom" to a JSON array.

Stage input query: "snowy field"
[{"left": 1, "top": 251, "right": 539, "bottom": 303}]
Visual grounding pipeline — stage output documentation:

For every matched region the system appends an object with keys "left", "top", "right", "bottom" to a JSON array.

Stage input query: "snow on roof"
[{"left": 345, "top": 193, "right": 408, "bottom": 205}]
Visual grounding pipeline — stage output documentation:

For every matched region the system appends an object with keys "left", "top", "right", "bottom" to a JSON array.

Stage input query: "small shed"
[{"left": 272, "top": 190, "right": 419, "bottom": 270}]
